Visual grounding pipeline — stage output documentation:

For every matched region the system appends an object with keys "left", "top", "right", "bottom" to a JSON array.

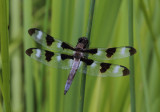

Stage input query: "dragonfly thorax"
[{"left": 77, "top": 37, "right": 88, "bottom": 49}]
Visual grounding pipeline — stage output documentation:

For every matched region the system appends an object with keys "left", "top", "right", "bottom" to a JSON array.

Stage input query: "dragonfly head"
[{"left": 78, "top": 37, "right": 88, "bottom": 48}]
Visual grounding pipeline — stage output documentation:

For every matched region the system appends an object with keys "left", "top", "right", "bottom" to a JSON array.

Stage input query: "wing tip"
[
  {"left": 129, "top": 47, "right": 136, "bottom": 56},
  {"left": 122, "top": 67, "right": 130, "bottom": 76},
  {"left": 26, "top": 48, "right": 37, "bottom": 56},
  {"left": 26, "top": 48, "right": 33, "bottom": 56},
  {"left": 28, "top": 28, "right": 39, "bottom": 36}
]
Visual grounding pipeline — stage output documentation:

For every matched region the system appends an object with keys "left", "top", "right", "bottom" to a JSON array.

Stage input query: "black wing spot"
[
  {"left": 83, "top": 49, "right": 97, "bottom": 54},
  {"left": 46, "top": 34, "right": 54, "bottom": 46},
  {"left": 100, "top": 63, "right": 111, "bottom": 73},
  {"left": 45, "top": 50, "right": 54, "bottom": 62},
  {"left": 81, "top": 58, "right": 94, "bottom": 65},
  {"left": 61, "top": 54, "right": 73, "bottom": 60},
  {"left": 106, "top": 48, "right": 116, "bottom": 58},
  {"left": 129, "top": 47, "right": 136, "bottom": 55},
  {"left": 28, "top": 28, "right": 39, "bottom": 36},
  {"left": 61, "top": 42, "right": 74, "bottom": 50},
  {"left": 120, "top": 65, "right": 130, "bottom": 76},
  {"left": 26, "top": 48, "right": 34, "bottom": 56}
]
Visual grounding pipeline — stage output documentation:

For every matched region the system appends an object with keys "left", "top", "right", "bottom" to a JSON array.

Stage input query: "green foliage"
[
  {"left": 0, "top": 0, "right": 160, "bottom": 112},
  {"left": 0, "top": 0, "right": 10, "bottom": 112}
]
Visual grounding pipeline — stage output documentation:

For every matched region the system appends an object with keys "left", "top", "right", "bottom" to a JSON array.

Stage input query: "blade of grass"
[
  {"left": 23, "top": 0, "right": 34, "bottom": 112},
  {"left": 36, "top": 0, "right": 51, "bottom": 112},
  {"left": 43, "top": 0, "right": 50, "bottom": 31},
  {"left": 139, "top": 0, "right": 160, "bottom": 111},
  {"left": 140, "top": 0, "right": 160, "bottom": 66},
  {"left": 50, "top": 1, "right": 67, "bottom": 112},
  {"left": 10, "top": 0, "right": 23, "bottom": 111},
  {"left": 0, "top": 0, "right": 10, "bottom": 111},
  {"left": 0, "top": 69, "right": 3, "bottom": 112},
  {"left": 0, "top": 73, "right": 2, "bottom": 93},
  {"left": 79, "top": 0, "right": 95, "bottom": 112},
  {"left": 143, "top": 1, "right": 160, "bottom": 111},
  {"left": 0, "top": 95, "right": 2, "bottom": 112},
  {"left": 136, "top": 27, "right": 150, "bottom": 112},
  {"left": 0, "top": 56, "right": 3, "bottom": 93},
  {"left": 128, "top": 0, "right": 136, "bottom": 112}
]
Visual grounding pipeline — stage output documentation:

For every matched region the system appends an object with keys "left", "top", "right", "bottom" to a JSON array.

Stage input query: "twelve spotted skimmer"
[{"left": 26, "top": 28, "right": 136, "bottom": 95}]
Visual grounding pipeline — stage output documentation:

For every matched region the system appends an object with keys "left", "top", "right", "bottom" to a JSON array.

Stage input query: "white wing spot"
[
  {"left": 121, "top": 47, "right": 126, "bottom": 55},
  {"left": 113, "top": 66, "right": 120, "bottom": 73},
  {"left": 57, "top": 56, "right": 61, "bottom": 61},
  {"left": 91, "top": 62, "right": 96, "bottom": 68},
  {"left": 36, "top": 49, "right": 41, "bottom": 58},
  {"left": 37, "top": 31, "right": 43, "bottom": 40},
  {"left": 57, "top": 42, "right": 62, "bottom": 48},
  {"left": 96, "top": 50, "right": 102, "bottom": 55}
]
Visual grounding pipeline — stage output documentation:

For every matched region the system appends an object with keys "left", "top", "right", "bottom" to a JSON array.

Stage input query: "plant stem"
[
  {"left": 79, "top": 0, "right": 96, "bottom": 112},
  {"left": 128, "top": 0, "right": 136, "bottom": 112}
]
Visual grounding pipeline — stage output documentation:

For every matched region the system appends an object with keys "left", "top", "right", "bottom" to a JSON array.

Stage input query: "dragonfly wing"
[
  {"left": 85, "top": 46, "right": 136, "bottom": 61},
  {"left": 26, "top": 48, "right": 74, "bottom": 69},
  {"left": 28, "top": 28, "right": 74, "bottom": 54},
  {"left": 80, "top": 58, "right": 129, "bottom": 77}
]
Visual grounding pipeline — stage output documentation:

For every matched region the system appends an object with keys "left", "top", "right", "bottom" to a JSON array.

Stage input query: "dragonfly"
[{"left": 26, "top": 28, "right": 136, "bottom": 95}]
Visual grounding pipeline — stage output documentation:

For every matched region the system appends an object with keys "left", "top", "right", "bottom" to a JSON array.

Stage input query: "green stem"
[
  {"left": 0, "top": 0, "right": 10, "bottom": 111},
  {"left": 79, "top": 0, "right": 96, "bottom": 112},
  {"left": 86, "top": 0, "right": 96, "bottom": 40},
  {"left": 128, "top": 0, "right": 136, "bottom": 112}
]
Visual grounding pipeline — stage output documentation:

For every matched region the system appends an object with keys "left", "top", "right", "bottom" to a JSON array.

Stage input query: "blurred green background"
[{"left": 0, "top": 0, "right": 160, "bottom": 112}]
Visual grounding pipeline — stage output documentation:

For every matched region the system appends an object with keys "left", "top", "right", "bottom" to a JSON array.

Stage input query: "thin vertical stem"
[
  {"left": 128, "top": 0, "right": 136, "bottom": 112},
  {"left": 86, "top": 0, "right": 96, "bottom": 40},
  {"left": 79, "top": 0, "right": 96, "bottom": 112}
]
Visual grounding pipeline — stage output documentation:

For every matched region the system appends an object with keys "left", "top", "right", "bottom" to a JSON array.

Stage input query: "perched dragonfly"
[{"left": 26, "top": 28, "right": 136, "bottom": 95}]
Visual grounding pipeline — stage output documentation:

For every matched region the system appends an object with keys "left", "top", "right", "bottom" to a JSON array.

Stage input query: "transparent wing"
[
  {"left": 78, "top": 58, "right": 129, "bottom": 77},
  {"left": 26, "top": 48, "right": 74, "bottom": 69},
  {"left": 28, "top": 28, "right": 74, "bottom": 54},
  {"left": 85, "top": 46, "right": 136, "bottom": 61}
]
